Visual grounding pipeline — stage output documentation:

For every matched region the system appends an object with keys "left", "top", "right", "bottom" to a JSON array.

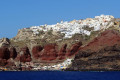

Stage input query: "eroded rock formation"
[{"left": 31, "top": 42, "right": 82, "bottom": 61}]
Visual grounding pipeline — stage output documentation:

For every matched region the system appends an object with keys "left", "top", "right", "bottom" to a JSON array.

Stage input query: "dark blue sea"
[{"left": 0, "top": 71, "right": 120, "bottom": 80}]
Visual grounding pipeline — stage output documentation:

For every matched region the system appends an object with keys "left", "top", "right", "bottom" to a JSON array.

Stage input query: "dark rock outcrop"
[
  {"left": 0, "top": 47, "right": 10, "bottom": 66},
  {"left": 10, "top": 47, "right": 17, "bottom": 59},
  {"left": 0, "top": 59, "right": 7, "bottom": 66},
  {"left": 0, "top": 47, "right": 10, "bottom": 60}
]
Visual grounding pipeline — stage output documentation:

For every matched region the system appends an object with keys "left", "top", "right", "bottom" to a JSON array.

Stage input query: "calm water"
[{"left": 0, "top": 71, "right": 120, "bottom": 80}]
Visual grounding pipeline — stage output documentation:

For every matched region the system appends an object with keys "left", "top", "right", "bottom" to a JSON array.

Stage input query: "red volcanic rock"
[
  {"left": 58, "top": 44, "right": 67, "bottom": 60},
  {"left": 66, "top": 42, "right": 82, "bottom": 57},
  {"left": 32, "top": 45, "right": 43, "bottom": 59},
  {"left": 80, "top": 30, "right": 120, "bottom": 52},
  {"left": 20, "top": 47, "right": 32, "bottom": 62},
  {"left": 0, "top": 47, "right": 10, "bottom": 60},
  {"left": 39, "top": 43, "right": 58, "bottom": 61},
  {"left": 32, "top": 42, "right": 83, "bottom": 61},
  {"left": 10, "top": 47, "right": 17, "bottom": 59}
]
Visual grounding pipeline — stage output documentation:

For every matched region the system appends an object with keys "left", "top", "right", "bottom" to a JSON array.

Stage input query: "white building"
[{"left": 28, "top": 15, "right": 114, "bottom": 38}]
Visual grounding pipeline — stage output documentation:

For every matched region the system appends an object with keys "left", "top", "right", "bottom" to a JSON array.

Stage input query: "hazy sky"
[{"left": 0, "top": 0, "right": 120, "bottom": 38}]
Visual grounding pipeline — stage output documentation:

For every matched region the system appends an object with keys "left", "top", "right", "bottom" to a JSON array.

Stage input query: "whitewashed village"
[
  {"left": 21, "top": 58, "right": 72, "bottom": 71},
  {"left": 30, "top": 15, "right": 114, "bottom": 38}
]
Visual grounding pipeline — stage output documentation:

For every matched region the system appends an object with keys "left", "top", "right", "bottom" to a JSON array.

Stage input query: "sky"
[{"left": 0, "top": 0, "right": 120, "bottom": 38}]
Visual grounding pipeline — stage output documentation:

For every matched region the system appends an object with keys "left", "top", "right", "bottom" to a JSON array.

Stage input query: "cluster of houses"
[
  {"left": 28, "top": 15, "right": 114, "bottom": 38},
  {"left": 19, "top": 58, "right": 72, "bottom": 71}
]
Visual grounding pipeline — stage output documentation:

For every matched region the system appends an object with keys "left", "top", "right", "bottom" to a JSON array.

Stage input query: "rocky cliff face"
[
  {"left": 67, "top": 30, "right": 120, "bottom": 71},
  {"left": 0, "top": 39, "right": 82, "bottom": 67},
  {"left": 32, "top": 42, "right": 82, "bottom": 61},
  {"left": 79, "top": 30, "right": 120, "bottom": 52}
]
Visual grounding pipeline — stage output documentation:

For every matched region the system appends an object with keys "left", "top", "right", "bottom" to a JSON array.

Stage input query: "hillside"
[
  {"left": 67, "top": 30, "right": 120, "bottom": 71},
  {"left": 0, "top": 15, "right": 120, "bottom": 71}
]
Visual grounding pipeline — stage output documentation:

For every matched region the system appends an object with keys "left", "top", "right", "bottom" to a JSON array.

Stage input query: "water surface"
[{"left": 0, "top": 71, "right": 120, "bottom": 80}]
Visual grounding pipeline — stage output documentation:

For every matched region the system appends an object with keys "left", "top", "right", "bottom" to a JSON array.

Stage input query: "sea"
[{"left": 0, "top": 71, "right": 120, "bottom": 80}]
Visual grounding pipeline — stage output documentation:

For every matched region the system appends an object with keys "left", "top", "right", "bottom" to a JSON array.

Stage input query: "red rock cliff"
[{"left": 79, "top": 30, "right": 120, "bottom": 52}]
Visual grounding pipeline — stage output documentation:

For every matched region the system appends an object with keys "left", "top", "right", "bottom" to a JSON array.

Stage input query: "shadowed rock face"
[
  {"left": 0, "top": 47, "right": 10, "bottom": 66},
  {"left": 0, "top": 46, "right": 31, "bottom": 66},
  {"left": 20, "top": 47, "right": 32, "bottom": 62},
  {"left": 0, "top": 59, "right": 7, "bottom": 66},
  {"left": 67, "top": 30, "right": 120, "bottom": 71},
  {"left": 10, "top": 47, "right": 17, "bottom": 59},
  {"left": 0, "top": 47, "right": 10, "bottom": 60},
  {"left": 67, "top": 44, "right": 120, "bottom": 71}
]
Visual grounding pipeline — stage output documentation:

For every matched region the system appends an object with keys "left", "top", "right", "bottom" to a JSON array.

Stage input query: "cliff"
[
  {"left": 0, "top": 15, "right": 120, "bottom": 71},
  {"left": 67, "top": 30, "right": 120, "bottom": 71}
]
